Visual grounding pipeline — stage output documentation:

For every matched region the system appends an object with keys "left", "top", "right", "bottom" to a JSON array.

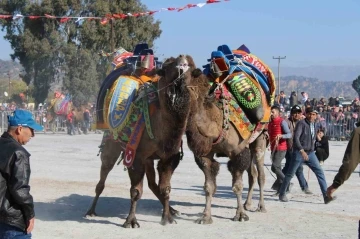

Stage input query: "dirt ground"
[{"left": 24, "top": 133, "right": 359, "bottom": 239}]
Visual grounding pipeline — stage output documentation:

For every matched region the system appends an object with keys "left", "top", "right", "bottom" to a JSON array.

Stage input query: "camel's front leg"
[
  {"left": 157, "top": 153, "right": 181, "bottom": 225},
  {"left": 145, "top": 159, "right": 180, "bottom": 216},
  {"left": 194, "top": 154, "right": 219, "bottom": 224},
  {"left": 250, "top": 133, "right": 268, "bottom": 213},
  {"left": 244, "top": 160, "right": 257, "bottom": 211}
]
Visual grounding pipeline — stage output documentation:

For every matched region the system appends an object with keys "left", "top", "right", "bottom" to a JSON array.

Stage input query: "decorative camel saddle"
[
  {"left": 49, "top": 92, "right": 72, "bottom": 115},
  {"left": 96, "top": 43, "right": 163, "bottom": 167},
  {"left": 203, "top": 44, "right": 276, "bottom": 141}
]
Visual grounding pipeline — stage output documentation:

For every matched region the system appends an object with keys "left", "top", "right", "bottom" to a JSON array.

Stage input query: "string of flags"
[{"left": 0, "top": 0, "right": 230, "bottom": 25}]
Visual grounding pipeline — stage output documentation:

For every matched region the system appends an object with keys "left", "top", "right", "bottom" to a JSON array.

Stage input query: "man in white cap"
[{"left": 0, "top": 109, "right": 43, "bottom": 238}]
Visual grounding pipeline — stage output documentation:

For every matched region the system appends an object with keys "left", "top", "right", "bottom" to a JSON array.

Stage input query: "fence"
[
  {"left": 0, "top": 110, "right": 358, "bottom": 140},
  {"left": 0, "top": 110, "right": 67, "bottom": 134}
]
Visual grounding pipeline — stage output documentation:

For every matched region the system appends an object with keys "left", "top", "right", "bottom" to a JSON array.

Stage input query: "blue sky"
[{"left": 1, "top": 0, "right": 359, "bottom": 67}]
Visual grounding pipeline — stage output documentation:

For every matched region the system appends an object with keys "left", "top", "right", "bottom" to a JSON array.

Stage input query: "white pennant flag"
[
  {"left": 75, "top": 17, "right": 84, "bottom": 23},
  {"left": 13, "top": 14, "right": 23, "bottom": 20},
  {"left": 127, "top": 13, "right": 133, "bottom": 16},
  {"left": 197, "top": 3, "right": 207, "bottom": 8}
]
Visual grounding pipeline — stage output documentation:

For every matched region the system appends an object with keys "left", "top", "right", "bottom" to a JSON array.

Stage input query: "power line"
[{"left": 272, "top": 56, "right": 286, "bottom": 95}]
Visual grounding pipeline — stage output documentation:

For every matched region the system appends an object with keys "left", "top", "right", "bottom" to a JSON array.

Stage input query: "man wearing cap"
[
  {"left": 278, "top": 107, "right": 334, "bottom": 204},
  {"left": 271, "top": 105, "right": 311, "bottom": 194},
  {"left": 0, "top": 109, "right": 43, "bottom": 238}
]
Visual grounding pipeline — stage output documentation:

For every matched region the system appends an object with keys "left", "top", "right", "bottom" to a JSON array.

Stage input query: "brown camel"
[
  {"left": 85, "top": 55, "right": 197, "bottom": 227},
  {"left": 185, "top": 69, "right": 268, "bottom": 224},
  {"left": 46, "top": 101, "right": 86, "bottom": 133}
]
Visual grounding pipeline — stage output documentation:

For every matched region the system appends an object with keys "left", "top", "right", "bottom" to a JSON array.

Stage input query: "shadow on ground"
[{"left": 34, "top": 193, "right": 252, "bottom": 225}]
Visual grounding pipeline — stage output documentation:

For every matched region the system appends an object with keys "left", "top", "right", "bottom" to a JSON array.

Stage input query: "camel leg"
[
  {"left": 85, "top": 140, "right": 121, "bottom": 217},
  {"left": 244, "top": 160, "right": 258, "bottom": 211},
  {"left": 194, "top": 153, "right": 219, "bottom": 224},
  {"left": 145, "top": 159, "right": 180, "bottom": 216},
  {"left": 123, "top": 162, "right": 145, "bottom": 228},
  {"left": 249, "top": 133, "right": 267, "bottom": 213},
  {"left": 228, "top": 148, "right": 251, "bottom": 222},
  {"left": 157, "top": 153, "right": 181, "bottom": 225}
]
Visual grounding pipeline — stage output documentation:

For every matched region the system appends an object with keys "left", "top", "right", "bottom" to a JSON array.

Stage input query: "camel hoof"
[
  {"left": 170, "top": 207, "right": 181, "bottom": 216},
  {"left": 161, "top": 216, "right": 177, "bottom": 226},
  {"left": 123, "top": 218, "right": 140, "bottom": 228},
  {"left": 84, "top": 211, "right": 97, "bottom": 217},
  {"left": 243, "top": 203, "right": 252, "bottom": 211},
  {"left": 233, "top": 213, "right": 249, "bottom": 222},
  {"left": 256, "top": 206, "right": 267, "bottom": 213},
  {"left": 195, "top": 216, "right": 213, "bottom": 224}
]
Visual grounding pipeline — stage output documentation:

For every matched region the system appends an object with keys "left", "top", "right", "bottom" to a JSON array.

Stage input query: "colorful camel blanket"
[
  {"left": 103, "top": 75, "right": 159, "bottom": 167},
  {"left": 203, "top": 44, "right": 275, "bottom": 123},
  {"left": 214, "top": 84, "right": 267, "bottom": 142}
]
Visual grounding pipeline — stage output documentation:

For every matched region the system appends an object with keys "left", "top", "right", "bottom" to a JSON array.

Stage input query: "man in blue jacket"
[
  {"left": 0, "top": 110, "right": 43, "bottom": 238},
  {"left": 278, "top": 107, "right": 334, "bottom": 204}
]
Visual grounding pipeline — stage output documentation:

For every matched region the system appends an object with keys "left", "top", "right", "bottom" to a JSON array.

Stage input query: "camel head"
[
  {"left": 156, "top": 55, "right": 196, "bottom": 110},
  {"left": 187, "top": 68, "right": 212, "bottom": 104}
]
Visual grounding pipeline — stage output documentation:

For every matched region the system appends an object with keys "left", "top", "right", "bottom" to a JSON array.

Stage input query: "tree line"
[{"left": 0, "top": 0, "right": 161, "bottom": 106}]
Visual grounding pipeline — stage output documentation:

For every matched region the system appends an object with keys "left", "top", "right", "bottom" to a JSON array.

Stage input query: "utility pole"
[
  {"left": 7, "top": 71, "right": 11, "bottom": 99},
  {"left": 272, "top": 56, "right": 286, "bottom": 95}
]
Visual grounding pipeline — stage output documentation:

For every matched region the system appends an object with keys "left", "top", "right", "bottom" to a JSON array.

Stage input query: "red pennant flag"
[
  {"left": 132, "top": 13, "right": 140, "bottom": 17},
  {"left": 148, "top": 11, "right": 158, "bottom": 15},
  {"left": 29, "top": 16, "right": 41, "bottom": 19},
  {"left": 0, "top": 15, "right": 12, "bottom": 19},
  {"left": 167, "top": 8, "right": 176, "bottom": 11},
  {"left": 177, "top": 7, "right": 186, "bottom": 12},
  {"left": 112, "top": 13, "right": 127, "bottom": 19},
  {"left": 59, "top": 17, "right": 70, "bottom": 23},
  {"left": 100, "top": 17, "right": 108, "bottom": 25},
  {"left": 187, "top": 4, "right": 198, "bottom": 8},
  {"left": 206, "top": 0, "right": 221, "bottom": 3}
]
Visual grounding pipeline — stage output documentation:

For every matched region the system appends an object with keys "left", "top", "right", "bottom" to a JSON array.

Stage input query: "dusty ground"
[{"left": 24, "top": 132, "right": 359, "bottom": 239}]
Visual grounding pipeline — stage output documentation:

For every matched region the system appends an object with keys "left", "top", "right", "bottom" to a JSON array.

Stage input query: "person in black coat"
[
  {"left": 0, "top": 110, "right": 43, "bottom": 238},
  {"left": 315, "top": 129, "right": 329, "bottom": 165}
]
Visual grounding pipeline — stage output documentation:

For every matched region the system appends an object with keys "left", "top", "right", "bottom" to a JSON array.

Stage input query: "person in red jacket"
[
  {"left": 66, "top": 109, "right": 75, "bottom": 135},
  {"left": 268, "top": 105, "right": 292, "bottom": 194}
]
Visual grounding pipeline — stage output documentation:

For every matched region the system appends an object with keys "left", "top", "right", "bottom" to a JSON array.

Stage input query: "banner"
[{"left": 0, "top": 0, "right": 230, "bottom": 25}]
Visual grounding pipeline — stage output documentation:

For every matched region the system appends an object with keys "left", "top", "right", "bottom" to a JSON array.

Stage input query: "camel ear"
[
  {"left": 156, "top": 69, "right": 165, "bottom": 77},
  {"left": 191, "top": 68, "right": 202, "bottom": 78}
]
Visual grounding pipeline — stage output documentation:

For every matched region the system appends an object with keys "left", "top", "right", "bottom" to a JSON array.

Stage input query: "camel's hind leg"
[
  {"left": 145, "top": 159, "right": 180, "bottom": 216},
  {"left": 247, "top": 133, "right": 268, "bottom": 213},
  {"left": 194, "top": 153, "right": 219, "bottom": 224},
  {"left": 123, "top": 158, "right": 146, "bottom": 228},
  {"left": 228, "top": 148, "right": 252, "bottom": 221},
  {"left": 157, "top": 153, "right": 181, "bottom": 225},
  {"left": 85, "top": 139, "right": 121, "bottom": 217}
]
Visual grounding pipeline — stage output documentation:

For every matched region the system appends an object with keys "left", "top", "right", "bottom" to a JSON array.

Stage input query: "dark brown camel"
[
  {"left": 185, "top": 69, "right": 268, "bottom": 224},
  {"left": 85, "top": 55, "right": 197, "bottom": 227}
]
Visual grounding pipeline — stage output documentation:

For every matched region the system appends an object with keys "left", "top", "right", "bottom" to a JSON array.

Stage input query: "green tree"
[
  {"left": 0, "top": 0, "right": 161, "bottom": 105},
  {"left": 352, "top": 75, "right": 360, "bottom": 98}
]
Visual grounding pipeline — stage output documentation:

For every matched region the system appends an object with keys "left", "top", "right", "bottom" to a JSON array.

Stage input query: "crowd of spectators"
[{"left": 274, "top": 91, "right": 359, "bottom": 140}]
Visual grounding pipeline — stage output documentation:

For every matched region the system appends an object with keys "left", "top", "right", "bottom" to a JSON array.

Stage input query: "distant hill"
[
  {"left": 271, "top": 65, "right": 360, "bottom": 82},
  {"left": 0, "top": 59, "right": 22, "bottom": 80},
  {"left": 279, "top": 75, "right": 357, "bottom": 99},
  {"left": 0, "top": 59, "right": 358, "bottom": 98}
]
